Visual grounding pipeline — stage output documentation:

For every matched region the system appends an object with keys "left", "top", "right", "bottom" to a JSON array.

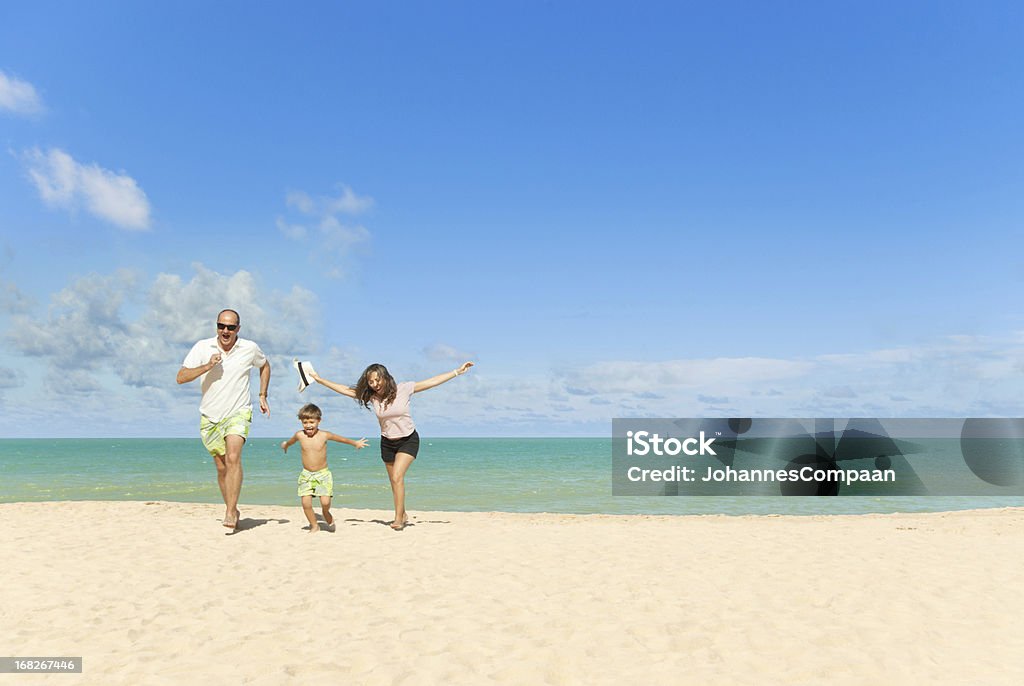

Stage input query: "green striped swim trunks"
[
  {"left": 297, "top": 467, "right": 334, "bottom": 497},
  {"left": 199, "top": 408, "right": 252, "bottom": 457}
]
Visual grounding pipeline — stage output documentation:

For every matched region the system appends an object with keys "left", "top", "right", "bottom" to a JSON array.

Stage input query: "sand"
[{"left": 1, "top": 502, "right": 1022, "bottom": 685}]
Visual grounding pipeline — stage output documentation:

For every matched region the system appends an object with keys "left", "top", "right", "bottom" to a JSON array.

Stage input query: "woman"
[{"left": 309, "top": 361, "right": 474, "bottom": 530}]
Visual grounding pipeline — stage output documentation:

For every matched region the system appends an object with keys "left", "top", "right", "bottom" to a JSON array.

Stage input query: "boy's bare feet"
[{"left": 324, "top": 512, "right": 335, "bottom": 531}]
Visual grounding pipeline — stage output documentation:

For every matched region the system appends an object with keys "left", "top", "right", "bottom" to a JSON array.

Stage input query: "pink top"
[{"left": 371, "top": 381, "right": 417, "bottom": 438}]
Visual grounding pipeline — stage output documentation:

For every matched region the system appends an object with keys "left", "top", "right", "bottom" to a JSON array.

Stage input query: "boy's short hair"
[{"left": 298, "top": 403, "right": 322, "bottom": 420}]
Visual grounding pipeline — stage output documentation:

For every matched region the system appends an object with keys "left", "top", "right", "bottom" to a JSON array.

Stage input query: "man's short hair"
[
  {"left": 218, "top": 309, "right": 240, "bottom": 325},
  {"left": 298, "top": 403, "right": 322, "bottom": 420}
]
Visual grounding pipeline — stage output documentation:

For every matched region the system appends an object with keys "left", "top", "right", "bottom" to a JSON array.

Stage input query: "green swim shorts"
[
  {"left": 297, "top": 467, "right": 334, "bottom": 498},
  {"left": 199, "top": 408, "right": 252, "bottom": 457}
]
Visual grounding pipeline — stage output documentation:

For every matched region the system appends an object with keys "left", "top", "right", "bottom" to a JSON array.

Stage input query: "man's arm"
[
  {"left": 326, "top": 432, "right": 369, "bottom": 449},
  {"left": 258, "top": 360, "right": 271, "bottom": 415},
  {"left": 176, "top": 352, "right": 222, "bottom": 384}
]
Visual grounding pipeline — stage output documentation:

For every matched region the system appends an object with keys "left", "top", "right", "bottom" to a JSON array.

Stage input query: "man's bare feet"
[
  {"left": 223, "top": 509, "right": 240, "bottom": 529},
  {"left": 308, "top": 524, "right": 320, "bottom": 533}
]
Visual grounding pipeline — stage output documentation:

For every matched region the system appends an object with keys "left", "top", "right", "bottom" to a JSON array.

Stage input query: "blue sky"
[{"left": 1, "top": 1, "right": 1023, "bottom": 437}]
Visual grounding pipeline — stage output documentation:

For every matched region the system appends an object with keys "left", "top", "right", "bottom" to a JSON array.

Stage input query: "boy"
[{"left": 281, "top": 403, "right": 368, "bottom": 533}]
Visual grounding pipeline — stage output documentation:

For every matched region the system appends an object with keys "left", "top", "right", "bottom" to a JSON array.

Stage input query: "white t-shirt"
[
  {"left": 182, "top": 337, "right": 268, "bottom": 422},
  {"left": 371, "top": 381, "right": 417, "bottom": 439}
]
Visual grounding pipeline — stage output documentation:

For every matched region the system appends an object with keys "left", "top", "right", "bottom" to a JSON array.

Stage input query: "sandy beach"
[{"left": 2, "top": 502, "right": 1022, "bottom": 685}]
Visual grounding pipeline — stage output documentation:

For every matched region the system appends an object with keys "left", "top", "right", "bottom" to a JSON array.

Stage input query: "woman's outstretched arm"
[
  {"left": 308, "top": 370, "right": 357, "bottom": 398},
  {"left": 414, "top": 361, "right": 474, "bottom": 393}
]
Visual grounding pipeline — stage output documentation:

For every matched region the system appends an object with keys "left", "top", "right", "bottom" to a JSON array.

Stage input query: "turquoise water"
[{"left": 1, "top": 438, "right": 1020, "bottom": 515}]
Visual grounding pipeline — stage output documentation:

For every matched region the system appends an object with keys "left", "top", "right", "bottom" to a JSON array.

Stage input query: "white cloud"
[
  {"left": 326, "top": 185, "right": 374, "bottom": 215},
  {"left": 8, "top": 270, "right": 139, "bottom": 367},
  {"left": 275, "top": 217, "right": 306, "bottom": 240},
  {"left": 1, "top": 280, "right": 33, "bottom": 314},
  {"left": 0, "top": 70, "right": 43, "bottom": 115},
  {"left": 285, "top": 190, "right": 315, "bottom": 214},
  {"left": 6, "top": 266, "right": 1024, "bottom": 434},
  {"left": 823, "top": 386, "right": 857, "bottom": 399},
  {"left": 22, "top": 148, "right": 151, "bottom": 230},
  {"left": 550, "top": 337, "right": 1024, "bottom": 420},
  {"left": 278, "top": 183, "right": 372, "bottom": 278},
  {"left": 50, "top": 369, "right": 102, "bottom": 394},
  {"left": 319, "top": 215, "right": 370, "bottom": 250},
  {"left": 284, "top": 185, "right": 374, "bottom": 218},
  {"left": 564, "top": 357, "right": 812, "bottom": 396},
  {"left": 320, "top": 345, "right": 362, "bottom": 375},
  {"left": 423, "top": 343, "right": 474, "bottom": 363},
  {"left": 7, "top": 265, "right": 321, "bottom": 393},
  {"left": 0, "top": 366, "right": 23, "bottom": 389}
]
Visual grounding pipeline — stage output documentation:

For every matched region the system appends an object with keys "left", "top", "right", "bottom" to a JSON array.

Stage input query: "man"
[{"left": 177, "top": 309, "right": 271, "bottom": 529}]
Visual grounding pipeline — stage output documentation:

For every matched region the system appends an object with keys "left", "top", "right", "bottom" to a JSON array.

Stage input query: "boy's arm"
[
  {"left": 325, "top": 432, "right": 369, "bottom": 449},
  {"left": 413, "top": 361, "right": 474, "bottom": 393},
  {"left": 281, "top": 432, "right": 300, "bottom": 452}
]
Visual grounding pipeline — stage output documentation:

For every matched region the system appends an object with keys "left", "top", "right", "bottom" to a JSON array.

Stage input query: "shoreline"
[
  {"left": 4, "top": 502, "right": 1022, "bottom": 683},
  {"left": 4, "top": 499, "right": 1023, "bottom": 521},
  {"left": 4, "top": 437, "right": 1019, "bottom": 517},
  {"left": 2, "top": 496, "right": 1021, "bottom": 518}
]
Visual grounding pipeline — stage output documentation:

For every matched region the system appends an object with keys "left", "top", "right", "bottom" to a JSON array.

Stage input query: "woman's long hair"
[{"left": 355, "top": 363, "right": 397, "bottom": 410}]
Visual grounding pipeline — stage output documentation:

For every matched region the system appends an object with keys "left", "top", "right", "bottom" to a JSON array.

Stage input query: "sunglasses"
[{"left": 217, "top": 323, "right": 239, "bottom": 331}]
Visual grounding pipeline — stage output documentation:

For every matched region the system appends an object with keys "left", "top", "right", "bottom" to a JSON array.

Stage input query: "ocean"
[{"left": 1, "top": 438, "right": 1020, "bottom": 516}]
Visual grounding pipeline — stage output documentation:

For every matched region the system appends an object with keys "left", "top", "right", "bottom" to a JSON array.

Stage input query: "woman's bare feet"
[{"left": 390, "top": 513, "right": 409, "bottom": 531}]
